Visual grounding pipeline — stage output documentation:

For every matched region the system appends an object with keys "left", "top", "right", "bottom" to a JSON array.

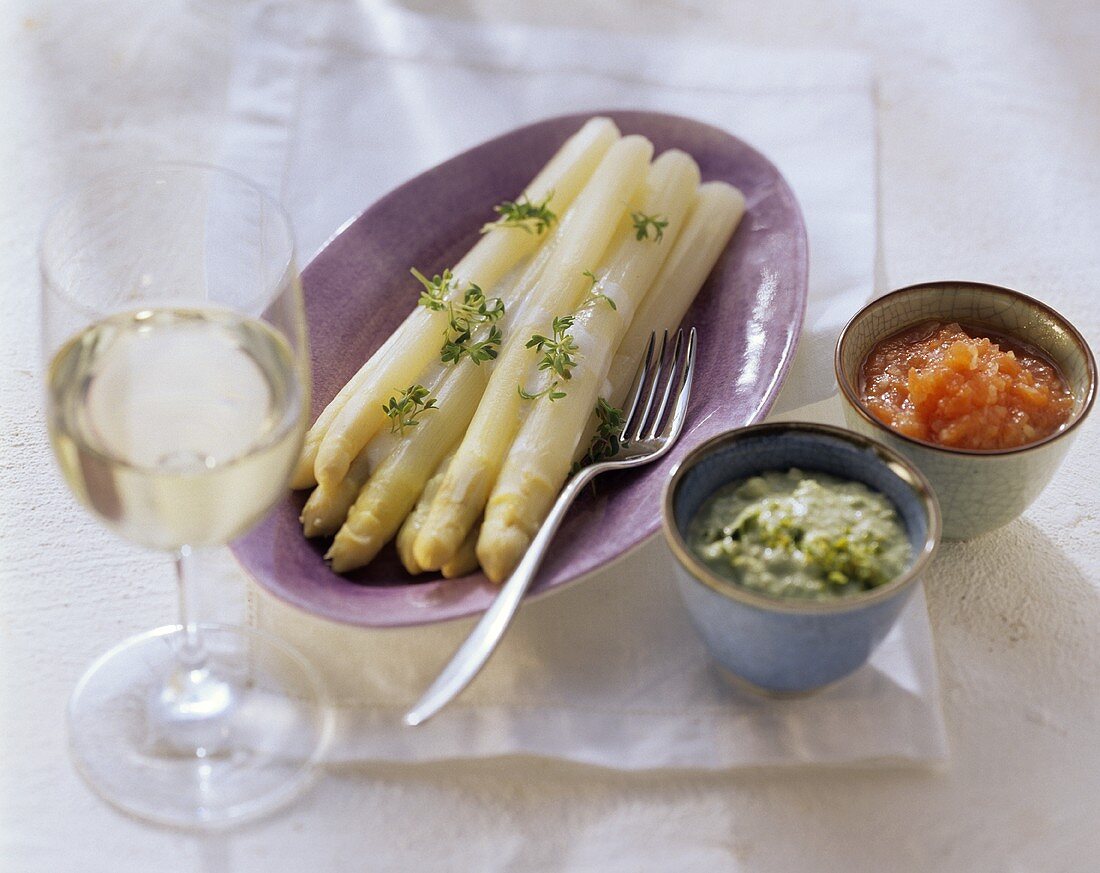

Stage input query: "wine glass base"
[{"left": 68, "top": 624, "right": 333, "bottom": 830}]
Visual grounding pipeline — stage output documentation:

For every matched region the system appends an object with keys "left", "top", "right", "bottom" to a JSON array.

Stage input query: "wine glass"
[{"left": 40, "top": 162, "right": 332, "bottom": 828}]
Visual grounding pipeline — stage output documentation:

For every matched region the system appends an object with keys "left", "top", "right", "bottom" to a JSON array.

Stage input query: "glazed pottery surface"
[
  {"left": 835, "top": 281, "right": 1096, "bottom": 540},
  {"left": 663, "top": 423, "right": 940, "bottom": 694}
]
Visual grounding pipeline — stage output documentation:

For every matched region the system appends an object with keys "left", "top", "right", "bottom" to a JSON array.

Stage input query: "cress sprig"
[
  {"left": 481, "top": 193, "right": 557, "bottom": 236},
  {"left": 630, "top": 211, "right": 668, "bottom": 243},
  {"left": 579, "top": 269, "right": 617, "bottom": 312},
  {"left": 518, "top": 381, "right": 568, "bottom": 402},
  {"left": 519, "top": 282, "right": 616, "bottom": 403},
  {"left": 443, "top": 324, "right": 502, "bottom": 365},
  {"left": 412, "top": 268, "right": 505, "bottom": 365},
  {"left": 523, "top": 313, "right": 579, "bottom": 401},
  {"left": 571, "top": 398, "right": 624, "bottom": 473},
  {"left": 382, "top": 384, "right": 438, "bottom": 435}
]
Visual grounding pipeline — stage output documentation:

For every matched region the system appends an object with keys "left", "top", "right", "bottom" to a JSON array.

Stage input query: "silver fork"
[{"left": 404, "top": 328, "right": 697, "bottom": 726}]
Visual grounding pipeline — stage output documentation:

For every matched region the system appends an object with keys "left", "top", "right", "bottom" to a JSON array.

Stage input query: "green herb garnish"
[
  {"left": 803, "top": 532, "right": 888, "bottom": 589},
  {"left": 630, "top": 211, "right": 668, "bottom": 243},
  {"left": 520, "top": 281, "right": 619, "bottom": 403},
  {"left": 571, "top": 398, "right": 624, "bottom": 473},
  {"left": 579, "top": 270, "right": 617, "bottom": 311},
  {"left": 517, "top": 381, "right": 567, "bottom": 402},
  {"left": 412, "top": 267, "right": 454, "bottom": 313},
  {"left": 412, "top": 267, "right": 505, "bottom": 365},
  {"left": 519, "top": 314, "right": 579, "bottom": 402},
  {"left": 382, "top": 384, "right": 438, "bottom": 434},
  {"left": 443, "top": 324, "right": 502, "bottom": 365},
  {"left": 482, "top": 193, "right": 557, "bottom": 235},
  {"left": 527, "top": 314, "right": 579, "bottom": 381}
]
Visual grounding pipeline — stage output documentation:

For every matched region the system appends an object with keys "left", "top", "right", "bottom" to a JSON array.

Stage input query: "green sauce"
[{"left": 686, "top": 469, "right": 911, "bottom": 601}]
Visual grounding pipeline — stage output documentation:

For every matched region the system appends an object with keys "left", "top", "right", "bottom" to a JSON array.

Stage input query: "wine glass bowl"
[
  {"left": 45, "top": 306, "right": 306, "bottom": 550},
  {"left": 41, "top": 163, "right": 331, "bottom": 829}
]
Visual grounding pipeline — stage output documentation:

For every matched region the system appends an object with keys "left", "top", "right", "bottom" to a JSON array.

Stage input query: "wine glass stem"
[{"left": 175, "top": 544, "right": 206, "bottom": 669}]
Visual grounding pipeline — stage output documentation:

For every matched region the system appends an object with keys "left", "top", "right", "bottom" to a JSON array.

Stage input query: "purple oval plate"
[{"left": 231, "top": 110, "right": 808, "bottom": 627}]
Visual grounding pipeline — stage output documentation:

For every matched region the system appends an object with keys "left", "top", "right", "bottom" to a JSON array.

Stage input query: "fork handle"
[{"left": 404, "top": 464, "right": 601, "bottom": 726}]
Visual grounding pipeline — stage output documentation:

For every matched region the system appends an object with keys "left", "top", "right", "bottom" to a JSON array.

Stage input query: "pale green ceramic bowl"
[{"left": 835, "top": 281, "right": 1096, "bottom": 540}]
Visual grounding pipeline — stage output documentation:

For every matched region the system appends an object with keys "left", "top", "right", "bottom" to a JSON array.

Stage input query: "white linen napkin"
[{"left": 221, "top": 0, "right": 948, "bottom": 767}]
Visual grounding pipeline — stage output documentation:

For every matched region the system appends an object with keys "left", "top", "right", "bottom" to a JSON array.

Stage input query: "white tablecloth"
[{"left": 3, "top": 0, "right": 1099, "bottom": 870}]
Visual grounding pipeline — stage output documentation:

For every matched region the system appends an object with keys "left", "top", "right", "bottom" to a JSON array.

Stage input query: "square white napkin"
[{"left": 222, "top": 0, "right": 948, "bottom": 767}]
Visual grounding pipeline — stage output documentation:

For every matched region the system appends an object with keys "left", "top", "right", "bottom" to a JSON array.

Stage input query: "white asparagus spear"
[
  {"left": 412, "top": 135, "right": 655, "bottom": 571},
  {"left": 290, "top": 324, "right": 405, "bottom": 489},
  {"left": 387, "top": 191, "right": 573, "bottom": 573},
  {"left": 300, "top": 430, "right": 397, "bottom": 538},
  {"left": 315, "top": 199, "right": 565, "bottom": 558},
  {"left": 298, "top": 241, "right": 550, "bottom": 538},
  {"left": 571, "top": 182, "right": 747, "bottom": 466},
  {"left": 477, "top": 151, "right": 700, "bottom": 581},
  {"left": 395, "top": 451, "right": 454, "bottom": 575},
  {"left": 441, "top": 526, "right": 481, "bottom": 579},
  {"left": 326, "top": 364, "right": 486, "bottom": 573},
  {"left": 314, "top": 188, "right": 567, "bottom": 562},
  {"left": 305, "top": 118, "right": 620, "bottom": 490},
  {"left": 605, "top": 182, "right": 745, "bottom": 404}
]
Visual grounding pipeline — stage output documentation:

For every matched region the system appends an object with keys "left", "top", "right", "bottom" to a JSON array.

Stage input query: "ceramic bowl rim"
[
  {"left": 834, "top": 280, "right": 1097, "bottom": 457},
  {"left": 661, "top": 421, "right": 942, "bottom": 615}
]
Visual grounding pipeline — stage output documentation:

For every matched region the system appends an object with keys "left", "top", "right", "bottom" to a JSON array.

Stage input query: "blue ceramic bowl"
[{"left": 662, "top": 422, "right": 941, "bottom": 695}]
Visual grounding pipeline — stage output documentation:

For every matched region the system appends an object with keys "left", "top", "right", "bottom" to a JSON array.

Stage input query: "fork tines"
[{"left": 620, "top": 328, "right": 697, "bottom": 445}]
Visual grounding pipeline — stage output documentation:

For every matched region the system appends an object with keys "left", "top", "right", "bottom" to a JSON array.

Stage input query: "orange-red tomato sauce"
[{"left": 859, "top": 321, "right": 1074, "bottom": 450}]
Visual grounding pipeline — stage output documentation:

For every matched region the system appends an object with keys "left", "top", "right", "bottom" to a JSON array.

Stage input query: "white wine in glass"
[
  {"left": 49, "top": 308, "right": 303, "bottom": 550},
  {"left": 41, "top": 163, "right": 332, "bottom": 829}
]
